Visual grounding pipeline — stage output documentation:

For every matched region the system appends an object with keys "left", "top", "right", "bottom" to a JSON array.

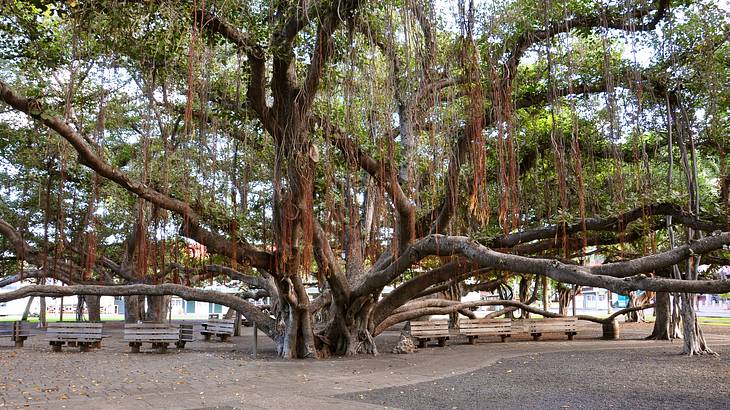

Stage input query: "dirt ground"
[{"left": 1, "top": 320, "right": 729, "bottom": 409}]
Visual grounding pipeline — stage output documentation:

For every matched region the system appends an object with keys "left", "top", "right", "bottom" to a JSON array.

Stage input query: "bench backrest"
[
  {"left": 525, "top": 317, "right": 578, "bottom": 332},
  {"left": 0, "top": 323, "right": 12, "bottom": 337},
  {"left": 459, "top": 318, "right": 511, "bottom": 334},
  {"left": 124, "top": 323, "right": 180, "bottom": 341},
  {"left": 203, "top": 318, "right": 235, "bottom": 334},
  {"left": 410, "top": 320, "right": 450, "bottom": 337},
  {"left": 179, "top": 323, "right": 195, "bottom": 342},
  {"left": 0, "top": 321, "right": 30, "bottom": 339},
  {"left": 47, "top": 322, "right": 103, "bottom": 340}
]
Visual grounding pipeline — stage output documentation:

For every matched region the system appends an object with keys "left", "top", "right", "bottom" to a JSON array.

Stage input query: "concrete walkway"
[{"left": 1, "top": 322, "right": 729, "bottom": 409}]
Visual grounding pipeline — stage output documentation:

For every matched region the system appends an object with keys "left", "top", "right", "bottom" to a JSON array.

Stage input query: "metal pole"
[{"left": 252, "top": 322, "right": 258, "bottom": 358}]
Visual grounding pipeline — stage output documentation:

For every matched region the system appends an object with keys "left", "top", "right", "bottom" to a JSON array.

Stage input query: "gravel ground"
[{"left": 341, "top": 345, "right": 730, "bottom": 409}]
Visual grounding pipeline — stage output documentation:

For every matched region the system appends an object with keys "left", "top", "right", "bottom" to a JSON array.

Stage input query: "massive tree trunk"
[
  {"left": 124, "top": 295, "right": 143, "bottom": 323},
  {"left": 648, "top": 292, "right": 683, "bottom": 340},
  {"left": 649, "top": 292, "right": 670, "bottom": 338},
  {"left": 145, "top": 295, "right": 170, "bottom": 322},
  {"left": 86, "top": 295, "right": 101, "bottom": 322},
  {"left": 270, "top": 274, "right": 318, "bottom": 358}
]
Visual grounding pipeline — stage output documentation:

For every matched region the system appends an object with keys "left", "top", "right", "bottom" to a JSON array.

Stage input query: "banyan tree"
[{"left": 0, "top": 0, "right": 729, "bottom": 358}]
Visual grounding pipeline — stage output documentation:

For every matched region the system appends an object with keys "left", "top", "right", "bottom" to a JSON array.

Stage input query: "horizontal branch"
[
  {"left": 489, "top": 203, "right": 723, "bottom": 249},
  {"left": 358, "top": 232, "right": 730, "bottom": 298}
]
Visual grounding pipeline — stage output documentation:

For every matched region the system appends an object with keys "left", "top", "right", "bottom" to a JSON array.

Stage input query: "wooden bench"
[
  {"left": 47, "top": 322, "right": 103, "bottom": 352},
  {"left": 459, "top": 318, "right": 512, "bottom": 344},
  {"left": 410, "top": 320, "right": 450, "bottom": 347},
  {"left": 177, "top": 323, "right": 195, "bottom": 348},
  {"left": 200, "top": 319, "right": 234, "bottom": 342},
  {"left": 124, "top": 323, "right": 180, "bottom": 353},
  {"left": 0, "top": 321, "right": 31, "bottom": 348},
  {"left": 525, "top": 317, "right": 578, "bottom": 341}
]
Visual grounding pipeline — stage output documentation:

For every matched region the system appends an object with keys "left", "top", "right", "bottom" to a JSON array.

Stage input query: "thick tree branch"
[
  {"left": 357, "top": 232, "right": 730, "bottom": 298},
  {"left": 372, "top": 259, "right": 479, "bottom": 326},
  {"left": 0, "top": 80, "right": 275, "bottom": 272},
  {"left": 488, "top": 203, "right": 722, "bottom": 249}
]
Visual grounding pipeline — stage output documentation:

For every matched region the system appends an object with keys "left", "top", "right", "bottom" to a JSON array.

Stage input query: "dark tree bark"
[
  {"left": 86, "top": 295, "right": 101, "bottom": 322},
  {"left": 124, "top": 295, "right": 143, "bottom": 323},
  {"left": 680, "top": 293, "right": 713, "bottom": 355},
  {"left": 145, "top": 295, "right": 170, "bottom": 322}
]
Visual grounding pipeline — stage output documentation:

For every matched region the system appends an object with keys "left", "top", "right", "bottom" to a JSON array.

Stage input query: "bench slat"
[
  {"left": 410, "top": 320, "right": 450, "bottom": 338},
  {"left": 124, "top": 323, "right": 180, "bottom": 329},
  {"left": 48, "top": 323, "right": 103, "bottom": 328}
]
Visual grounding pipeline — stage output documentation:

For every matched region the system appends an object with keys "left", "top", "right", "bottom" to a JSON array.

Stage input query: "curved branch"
[
  {"left": 502, "top": 0, "right": 670, "bottom": 86},
  {"left": 606, "top": 303, "right": 657, "bottom": 322},
  {"left": 372, "top": 259, "right": 479, "bottom": 326},
  {"left": 0, "top": 80, "right": 275, "bottom": 272},
  {"left": 488, "top": 203, "right": 723, "bottom": 249},
  {"left": 357, "top": 232, "right": 730, "bottom": 298}
]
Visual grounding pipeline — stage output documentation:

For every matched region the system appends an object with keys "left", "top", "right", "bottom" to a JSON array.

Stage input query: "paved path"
[{"left": 1, "top": 322, "right": 729, "bottom": 409}]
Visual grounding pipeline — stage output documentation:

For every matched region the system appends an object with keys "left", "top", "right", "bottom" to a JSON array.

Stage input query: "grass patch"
[
  {"left": 644, "top": 315, "right": 730, "bottom": 326},
  {"left": 698, "top": 317, "right": 730, "bottom": 326}
]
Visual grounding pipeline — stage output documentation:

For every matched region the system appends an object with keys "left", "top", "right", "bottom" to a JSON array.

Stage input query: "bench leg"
[
  {"left": 130, "top": 343, "right": 141, "bottom": 353},
  {"left": 567, "top": 332, "right": 575, "bottom": 341},
  {"left": 220, "top": 335, "right": 229, "bottom": 342},
  {"left": 418, "top": 339, "right": 426, "bottom": 348},
  {"left": 468, "top": 336, "right": 476, "bottom": 345},
  {"left": 14, "top": 338, "right": 25, "bottom": 348},
  {"left": 79, "top": 343, "right": 90, "bottom": 353},
  {"left": 532, "top": 333, "right": 541, "bottom": 341},
  {"left": 51, "top": 343, "right": 62, "bottom": 352},
  {"left": 176, "top": 341, "right": 186, "bottom": 349},
  {"left": 158, "top": 343, "right": 168, "bottom": 354},
  {"left": 93, "top": 341, "right": 101, "bottom": 349},
  {"left": 437, "top": 338, "right": 447, "bottom": 347},
  {"left": 203, "top": 334, "right": 212, "bottom": 341},
  {"left": 500, "top": 335, "right": 508, "bottom": 343}
]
